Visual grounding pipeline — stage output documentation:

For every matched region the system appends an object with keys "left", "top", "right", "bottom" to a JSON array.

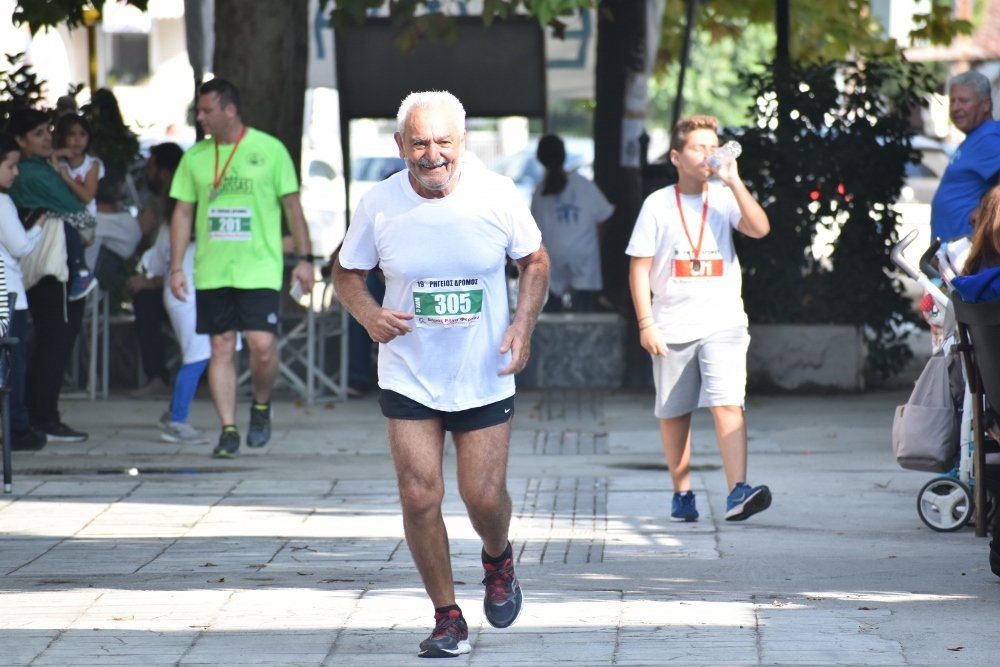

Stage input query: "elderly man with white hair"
[
  {"left": 334, "top": 90, "right": 549, "bottom": 658},
  {"left": 931, "top": 70, "right": 1000, "bottom": 243}
]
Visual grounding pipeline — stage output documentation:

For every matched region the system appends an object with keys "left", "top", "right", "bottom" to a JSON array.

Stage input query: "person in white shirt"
[
  {"left": 0, "top": 134, "right": 46, "bottom": 450},
  {"left": 333, "top": 90, "right": 549, "bottom": 658},
  {"left": 627, "top": 114, "right": 772, "bottom": 524},
  {"left": 532, "top": 133, "right": 614, "bottom": 312}
]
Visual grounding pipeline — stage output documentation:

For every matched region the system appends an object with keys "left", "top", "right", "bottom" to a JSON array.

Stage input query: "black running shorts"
[
  {"left": 195, "top": 287, "right": 280, "bottom": 335},
  {"left": 379, "top": 389, "right": 515, "bottom": 432}
]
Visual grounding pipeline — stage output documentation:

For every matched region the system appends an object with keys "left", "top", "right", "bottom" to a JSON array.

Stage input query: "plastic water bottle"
[{"left": 706, "top": 140, "right": 742, "bottom": 169}]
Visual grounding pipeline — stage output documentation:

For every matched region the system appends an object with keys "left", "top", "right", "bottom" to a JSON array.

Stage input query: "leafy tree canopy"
[{"left": 10, "top": 1, "right": 149, "bottom": 34}]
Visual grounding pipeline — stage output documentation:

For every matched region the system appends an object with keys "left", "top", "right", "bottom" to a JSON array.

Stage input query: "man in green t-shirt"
[{"left": 168, "top": 78, "right": 315, "bottom": 458}]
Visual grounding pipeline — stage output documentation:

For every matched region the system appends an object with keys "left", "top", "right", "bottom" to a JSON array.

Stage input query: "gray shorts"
[{"left": 652, "top": 326, "right": 750, "bottom": 419}]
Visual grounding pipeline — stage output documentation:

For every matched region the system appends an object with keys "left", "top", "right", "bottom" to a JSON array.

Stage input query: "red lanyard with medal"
[
  {"left": 210, "top": 126, "right": 247, "bottom": 201},
  {"left": 675, "top": 184, "right": 708, "bottom": 273}
]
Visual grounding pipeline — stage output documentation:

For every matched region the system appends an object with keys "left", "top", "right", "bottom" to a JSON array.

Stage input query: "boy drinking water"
[{"left": 626, "top": 115, "right": 772, "bottom": 523}]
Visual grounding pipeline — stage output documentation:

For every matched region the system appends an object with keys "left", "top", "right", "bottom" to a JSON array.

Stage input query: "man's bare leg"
[
  {"left": 387, "top": 417, "right": 455, "bottom": 607},
  {"left": 208, "top": 331, "right": 238, "bottom": 426},
  {"left": 245, "top": 330, "right": 278, "bottom": 405},
  {"left": 454, "top": 420, "right": 513, "bottom": 558}
]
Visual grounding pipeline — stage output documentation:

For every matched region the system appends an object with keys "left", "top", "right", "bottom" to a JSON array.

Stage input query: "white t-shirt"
[
  {"left": 143, "top": 226, "right": 212, "bottom": 365},
  {"left": 61, "top": 154, "right": 105, "bottom": 215},
  {"left": 0, "top": 193, "right": 44, "bottom": 311},
  {"left": 339, "top": 161, "right": 542, "bottom": 411},
  {"left": 626, "top": 182, "right": 746, "bottom": 343},
  {"left": 531, "top": 172, "right": 614, "bottom": 294}
]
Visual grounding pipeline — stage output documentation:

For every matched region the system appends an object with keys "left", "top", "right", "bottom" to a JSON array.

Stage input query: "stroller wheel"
[{"left": 917, "top": 477, "right": 973, "bottom": 532}]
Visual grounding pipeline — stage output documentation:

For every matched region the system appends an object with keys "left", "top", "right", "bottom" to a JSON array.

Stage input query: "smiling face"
[
  {"left": 15, "top": 122, "right": 53, "bottom": 159},
  {"left": 949, "top": 84, "right": 993, "bottom": 134},
  {"left": 0, "top": 150, "right": 20, "bottom": 190},
  {"left": 394, "top": 103, "right": 465, "bottom": 199}
]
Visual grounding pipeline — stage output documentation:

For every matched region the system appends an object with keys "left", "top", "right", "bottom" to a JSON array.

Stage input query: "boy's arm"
[
  {"left": 629, "top": 255, "right": 667, "bottom": 356},
  {"left": 715, "top": 160, "right": 770, "bottom": 239}
]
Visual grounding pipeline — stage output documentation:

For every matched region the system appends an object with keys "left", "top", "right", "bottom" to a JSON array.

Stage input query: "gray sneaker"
[
  {"left": 213, "top": 429, "right": 241, "bottom": 458},
  {"left": 161, "top": 421, "right": 210, "bottom": 444},
  {"left": 246, "top": 402, "right": 271, "bottom": 448}
]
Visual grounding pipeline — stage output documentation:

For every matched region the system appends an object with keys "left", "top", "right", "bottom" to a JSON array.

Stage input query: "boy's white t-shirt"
[
  {"left": 61, "top": 154, "right": 105, "bottom": 215},
  {"left": 531, "top": 172, "right": 615, "bottom": 293},
  {"left": 339, "top": 161, "right": 542, "bottom": 411},
  {"left": 626, "top": 181, "right": 746, "bottom": 343}
]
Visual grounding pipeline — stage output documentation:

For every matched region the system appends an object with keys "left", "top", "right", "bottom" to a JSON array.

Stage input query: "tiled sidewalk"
[{"left": 0, "top": 389, "right": 997, "bottom": 666}]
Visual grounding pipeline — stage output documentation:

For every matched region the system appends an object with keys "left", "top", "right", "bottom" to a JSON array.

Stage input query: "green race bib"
[
  {"left": 412, "top": 277, "right": 484, "bottom": 328},
  {"left": 207, "top": 207, "right": 252, "bottom": 241}
]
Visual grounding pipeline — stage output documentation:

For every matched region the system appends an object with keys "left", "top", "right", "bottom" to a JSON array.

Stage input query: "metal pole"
[{"left": 671, "top": 0, "right": 698, "bottom": 130}]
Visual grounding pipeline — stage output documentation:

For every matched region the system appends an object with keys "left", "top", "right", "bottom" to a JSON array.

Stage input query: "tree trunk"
[
  {"left": 212, "top": 0, "right": 309, "bottom": 178},
  {"left": 595, "top": 0, "right": 647, "bottom": 385}
]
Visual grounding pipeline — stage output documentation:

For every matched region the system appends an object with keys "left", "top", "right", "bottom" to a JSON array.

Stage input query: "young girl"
[
  {"left": 53, "top": 114, "right": 104, "bottom": 216},
  {"left": 0, "top": 133, "right": 47, "bottom": 450},
  {"left": 51, "top": 114, "right": 101, "bottom": 300}
]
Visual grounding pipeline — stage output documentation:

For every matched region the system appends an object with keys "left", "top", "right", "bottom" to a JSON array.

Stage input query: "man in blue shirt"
[{"left": 931, "top": 71, "right": 1000, "bottom": 242}]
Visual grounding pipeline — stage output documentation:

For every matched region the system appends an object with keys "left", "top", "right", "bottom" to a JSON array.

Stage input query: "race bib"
[
  {"left": 412, "top": 277, "right": 484, "bottom": 328},
  {"left": 207, "top": 207, "right": 252, "bottom": 241},
  {"left": 672, "top": 249, "right": 723, "bottom": 279}
]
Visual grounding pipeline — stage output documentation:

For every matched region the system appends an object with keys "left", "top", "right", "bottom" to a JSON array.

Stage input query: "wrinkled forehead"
[{"left": 402, "top": 104, "right": 465, "bottom": 142}]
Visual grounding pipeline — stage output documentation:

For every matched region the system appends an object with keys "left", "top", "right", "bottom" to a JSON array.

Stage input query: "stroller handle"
[{"left": 891, "top": 229, "right": 950, "bottom": 311}]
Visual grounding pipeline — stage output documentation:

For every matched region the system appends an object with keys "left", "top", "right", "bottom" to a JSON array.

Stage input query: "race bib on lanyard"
[
  {"left": 672, "top": 249, "right": 723, "bottom": 278},
  {"left": 207, "top": 207, "right": 252, "bottom": 241},
  {"left": 412, "top": 277, "right": 484, "bottom": 328}
]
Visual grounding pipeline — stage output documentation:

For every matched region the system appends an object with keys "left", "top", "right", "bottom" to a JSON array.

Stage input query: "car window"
[
  {"left": 308, "top": 160, "right": 337, "bottom": 180},
  {"left": 353, "top": 157, "right": 405, "bottom": 181}
]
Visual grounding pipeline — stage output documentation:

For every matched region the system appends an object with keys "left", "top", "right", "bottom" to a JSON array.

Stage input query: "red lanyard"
[
  {"left": 674, "top": 184, "right": 709, "bottom": 261},
  {"left": 211, "top": 126, "right": 247, "bottom": 199}
]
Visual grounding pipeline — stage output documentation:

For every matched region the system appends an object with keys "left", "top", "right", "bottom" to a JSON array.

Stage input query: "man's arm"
[
  {"left": 168, "top": 200, "right": 195, "bottom": 302},
  {"left": 333, "top": 259, "right": 413, "bottom": 343},
  {"left": 281, "top": 193, "right": 315, "bottom": 291},
  {"left": 498, "top": 244, "right": 550, "bottom": 376}
]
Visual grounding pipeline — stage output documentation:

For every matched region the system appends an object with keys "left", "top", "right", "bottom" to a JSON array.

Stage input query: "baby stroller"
[{"left": 890, "top": 230, "right": 998, "bottom": 533}]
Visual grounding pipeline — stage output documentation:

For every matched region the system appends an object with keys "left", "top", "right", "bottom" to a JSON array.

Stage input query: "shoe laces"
[
  {"left": 482, "top": 558, "right": 516, "bottom": 603},
  {"left": 431, "top": 609, "right": 464, "bottom": 640}
]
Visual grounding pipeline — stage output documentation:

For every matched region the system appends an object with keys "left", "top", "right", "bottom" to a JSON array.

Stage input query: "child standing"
[
  {"left": 53, "top": 114, "right": 102, "bottom": 300},
  {"left": 626, "top": 115, "right": 772, "bottom": 523},
  {"left": 0, "top": 133, "right": 48, "bottom": 450}
]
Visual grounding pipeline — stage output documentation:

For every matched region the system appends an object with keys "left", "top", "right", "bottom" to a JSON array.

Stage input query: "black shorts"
[
  {"left": 195, "top": 288, "right": 280, "bottom": 335},
  {"left": 379, "top": 390, "right": 515, "bottom": 432}
]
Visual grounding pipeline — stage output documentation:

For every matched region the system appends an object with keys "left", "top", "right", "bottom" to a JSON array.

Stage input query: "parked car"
[
  {"left": 300, "top": 151, "right": 347, "bottom": 259},
  {"left": 349, "top": 155, "right": 406, "bottom": 212}
]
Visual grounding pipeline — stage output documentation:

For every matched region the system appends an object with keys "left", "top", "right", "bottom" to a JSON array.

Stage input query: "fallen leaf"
[{"left": 112, "top": 615, "right": 135, "bottom": 621}]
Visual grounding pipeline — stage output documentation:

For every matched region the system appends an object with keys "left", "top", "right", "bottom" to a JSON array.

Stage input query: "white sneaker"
[{"left": 160, "top": 421, "right": 210, "bottom": 444}]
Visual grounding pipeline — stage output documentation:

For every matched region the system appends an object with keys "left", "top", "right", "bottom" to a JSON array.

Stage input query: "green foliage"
[
  {"left": 648, "top": 22, "right": 773, "bottom": 130},
  {"left": 11, "top": 0, "right": 148, "bottom": 34},
  {"left": 733, "top": 57, "right": 938, "bottom": 378},
  {"left": 323, "top": 0, "right": 595, "bottom": 48},
  {"left": 0, "top": 52, "right": 46, "bottom": 123}
]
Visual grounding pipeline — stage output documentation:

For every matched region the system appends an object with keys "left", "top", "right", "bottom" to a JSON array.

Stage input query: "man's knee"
[
  {"left": 398, "top": 477, "right": 445, "bottom": 517},
  {"left": 246, "top": 332, "right": 277, "bottom": 363},
  {"left": 210, "top": 332, "right": 237, "bottom": 360}
]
